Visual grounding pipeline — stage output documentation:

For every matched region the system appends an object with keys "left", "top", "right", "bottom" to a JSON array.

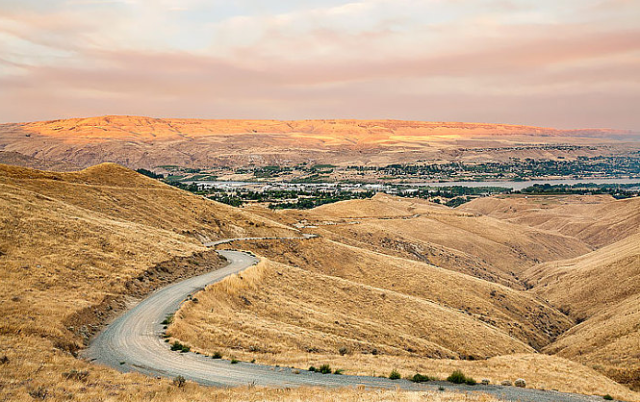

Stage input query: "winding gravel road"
[{"left": 85, "top": 238, "right": 606, "bottom": 402}]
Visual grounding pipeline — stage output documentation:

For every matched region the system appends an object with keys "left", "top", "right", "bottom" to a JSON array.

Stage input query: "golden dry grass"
[
  {"left": 460, "top": 194, "right": 640, "bottom": 248},
  {"left": 462, "top": 194, "right": 640, "bottom": 390},
  {"left": 170, "top": 260, "right": 640, "bottom": 401},
  {"left": 1, "top": 336, "right": 498, "bottom": 402},
  {"left": 208, "top": 235, "right": 573, "bottom": 350},
  {"left": 525, "top": 233, "right": 640, "bottom": 389},
  {"left": 249, "top": 194, "right": 592, "bottom": 287},
  {"left": 2, "top": 163, "right": 639, "bottom": 400}
]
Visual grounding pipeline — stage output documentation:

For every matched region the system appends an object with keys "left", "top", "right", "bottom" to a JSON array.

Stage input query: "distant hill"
[{"left": 0, "top": 115, "right": 637, "bottom": 169}]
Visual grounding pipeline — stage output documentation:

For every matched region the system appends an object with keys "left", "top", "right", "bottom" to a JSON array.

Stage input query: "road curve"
[{"left": 85, "top": 239, "right": 604, "bottom": 402}]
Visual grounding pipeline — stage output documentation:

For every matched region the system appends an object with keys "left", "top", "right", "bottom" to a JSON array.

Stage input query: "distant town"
[{"left": 137, "top": 155, "right": 640, "bottom": 209}]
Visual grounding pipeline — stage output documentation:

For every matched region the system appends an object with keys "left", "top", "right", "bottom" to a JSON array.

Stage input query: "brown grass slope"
[
  {"left": 524, "top": 233, "right": 640, "bottom": 390},
  {"left": 460, "top": 195, "right": 640, "bottom": 248}
]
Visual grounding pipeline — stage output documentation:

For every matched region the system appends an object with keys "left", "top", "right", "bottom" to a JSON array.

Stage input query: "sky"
[{"left": 0, "top": 0, "right": 639, "bottom": 129}]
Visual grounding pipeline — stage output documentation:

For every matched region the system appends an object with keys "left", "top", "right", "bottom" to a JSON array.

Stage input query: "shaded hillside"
[
  {"left": 0, "top": 150, "right": 81, "bottom": 171},
  {"left": 212, "top": 236, "right": 572, "bottom": 352}
]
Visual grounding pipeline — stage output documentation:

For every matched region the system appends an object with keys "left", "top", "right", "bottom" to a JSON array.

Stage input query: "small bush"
[
  {"left": 161, "top": 315, "right": 173, "bottom": 325},
  {"left": 318, "top": 364, "right": 332, "bottom": 374},
  {"left": 170, "top": 341, "right": 190, "bottom": 353},
  {"left": 465, "top": 377, "right": 477, "bottom": 386},
  {"left": 334, "top": 368, "right": 344, "bottom": 375},
  {"left": 514, "top": 378, "right": 526, "bottom": 388},
  {"left": 230, "top": 358, "right": 239, "bottom": 364},
  {"left": 173, "top": 375, "right": 186, "bottom": 388},
  {"left": 447, "top": 370, "right": 467, "bottom": 384},
  {"left": 211, "top": 351, "right": 222, "bottom": 359},
  {"left": 308, "top": 366, "right": 316, "bottom": 372},
  {"left": 389, "top": 369, "right": 402, "bottom": 380},
  {"left": 603, "top": 395, "right": 613, "bottom": 401},
  {"left": 410, "top": 373, "right": 434, "bottom": 383},
  {"left": 0, "top": 355, "right": 8, "bottom": 364},
  {"left": 338, "top": 346, "right": 350, "bottom": 356}
]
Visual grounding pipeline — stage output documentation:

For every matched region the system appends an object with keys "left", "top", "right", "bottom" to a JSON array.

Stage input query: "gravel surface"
[{"left": 84, "top": 242, "right": 607, "bottom": 402}]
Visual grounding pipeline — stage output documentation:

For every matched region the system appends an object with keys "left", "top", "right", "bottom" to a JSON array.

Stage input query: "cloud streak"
[{"left": 0, "top": 0, "right": 638, "bottom": 129}]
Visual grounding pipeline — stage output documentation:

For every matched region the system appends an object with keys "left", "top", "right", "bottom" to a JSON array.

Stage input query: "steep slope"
[
  {"left": 524, "top": 234, "right": 640, "bottom": 390},
  {"left": 1, "top": 115, "right": 634, "bottom": 169}
]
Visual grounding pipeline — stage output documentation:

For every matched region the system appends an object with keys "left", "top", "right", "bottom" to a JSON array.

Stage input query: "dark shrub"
[
  {"left": 211, "top": 351, "right": 222, "bottom": 359},
  {"left": 603, "top": 395, "right": 614, "bottom": 401},
  {"left": 308, "top": 366, "right": 316, "bottom": 372},
  {"left": 318, "top": 364, "right": 332, "bottom": 374},
  {"left": 465, "top": 377, "right": 477, "bottom": 386},
  {"left": 447, "top": 370, "right": 467, "bottom": 384},
  {"left": 389, "top": 370, "right": 401, "bottom": 380},
  {"left": 410, "top": 373, "right": 434, "bottom": 383},
  {"left": 334, "top": 368, "right": 344, "bottom": 375}
]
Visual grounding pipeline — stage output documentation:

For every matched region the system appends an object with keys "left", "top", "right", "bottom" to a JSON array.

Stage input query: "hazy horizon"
[{"left": 1, "top": 1, "right": 639, "bottom": 130}]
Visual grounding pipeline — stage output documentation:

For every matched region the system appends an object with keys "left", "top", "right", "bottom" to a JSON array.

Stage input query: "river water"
[
  {"left": 187, "top": 177, "right": 640, "bottom": 191},
  {"left": 405, "top": 178, "right": 640, "bottom": 190}
]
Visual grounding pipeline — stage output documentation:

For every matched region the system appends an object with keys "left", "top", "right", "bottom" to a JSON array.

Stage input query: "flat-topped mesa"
[{"left": 8, "top": 115, "right": 634, "bottom": 142}]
